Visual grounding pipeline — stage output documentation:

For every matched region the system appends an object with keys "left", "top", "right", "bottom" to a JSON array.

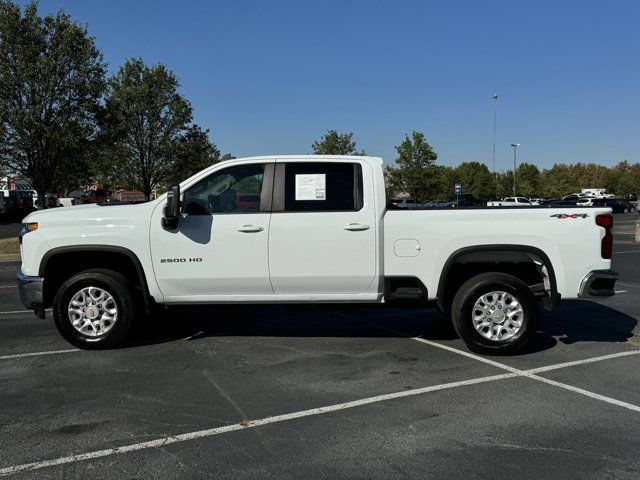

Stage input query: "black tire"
[
  {"left": 53, "top": 269, "right": 135, "bottom": 349},
  {"left": 450, "top": 272, "right": 539, "bottom": 355}
]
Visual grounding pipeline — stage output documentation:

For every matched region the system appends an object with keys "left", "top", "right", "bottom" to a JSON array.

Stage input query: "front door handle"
[
  {"left": 343, "top": 223, "right": 370, "bottom": 231},
  {"left": 237, "top": 225, "right": 264, "bottom": 233}
]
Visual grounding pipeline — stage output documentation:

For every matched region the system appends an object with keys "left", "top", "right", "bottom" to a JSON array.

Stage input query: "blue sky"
[{"left": 27, "top": 0, "right": 640, "bottom": 169}]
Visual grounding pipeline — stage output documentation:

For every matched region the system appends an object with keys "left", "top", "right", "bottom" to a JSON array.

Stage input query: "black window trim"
[
  {"left": 271, "top": 161, "right": 364, "bottom": 213},
  {"left": 180, "top": 162, "right": 275, "bottom": 215}
]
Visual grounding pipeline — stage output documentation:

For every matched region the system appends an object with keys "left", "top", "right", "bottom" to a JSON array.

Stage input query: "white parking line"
[
  {"left": 0, "top": 349, "right": 78, "bottom": 361},
  {"left": 525, "top": 350, "right": 640, "bottom": 373},
  {"left": 411, "top": 337, "right": 640, "bottom": 413},
  {"left": 615, "top": 251, "right": 640, "bottom": 254},
  {"left": 1, "top": 344, "right": 639, "bottom": 475},
  {"left": 0, "top": 285, "right": 15, "bottom": 289},
  {"left": 0, "top": 372, "right": 518, "bottom": 477}
]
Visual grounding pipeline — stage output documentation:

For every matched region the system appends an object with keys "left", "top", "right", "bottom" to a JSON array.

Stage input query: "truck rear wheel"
[
  {"left": 450, "top": 272, "right": 538, "bottom": 354},
  {"left": 53, "top": 269, "right": 135, "bottom": 349}
]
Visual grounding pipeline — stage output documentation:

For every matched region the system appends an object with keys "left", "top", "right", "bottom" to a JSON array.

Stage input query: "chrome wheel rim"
[
  {"left": 472, "top": 290, "right": 524, "bottom": 342},
  {"left": 68, "top": 287, "right": 118, "bottom": 337}
]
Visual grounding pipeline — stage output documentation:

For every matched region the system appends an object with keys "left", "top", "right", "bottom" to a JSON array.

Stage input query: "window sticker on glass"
[{"left": 295, "top": 174, "right": 326, "bottom": 200}]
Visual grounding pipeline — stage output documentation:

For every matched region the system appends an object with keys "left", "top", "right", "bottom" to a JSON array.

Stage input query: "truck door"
[
  {"left": 268, "top": 160, "right": 377, "bottom": 294},
  {"left": 150, "top": 162, "right": 274, "bottom": 301}
]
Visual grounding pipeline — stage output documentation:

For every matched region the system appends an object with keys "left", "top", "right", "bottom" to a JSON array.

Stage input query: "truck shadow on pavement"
[{"left": 128, "top": 301, "right": 637, "bottom": 356}]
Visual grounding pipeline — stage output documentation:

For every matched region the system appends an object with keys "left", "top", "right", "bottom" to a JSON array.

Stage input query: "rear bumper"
[
  {"left": 578, "top": 270, "right": 618, "bottom": 298},
  {"left": 17, "top": 271, "right": 45, "bottom": 318}
]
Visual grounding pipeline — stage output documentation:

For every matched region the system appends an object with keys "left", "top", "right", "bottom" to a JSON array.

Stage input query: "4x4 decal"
[{"left": 550, "top": 213, "right": 589, "bottom": 219}]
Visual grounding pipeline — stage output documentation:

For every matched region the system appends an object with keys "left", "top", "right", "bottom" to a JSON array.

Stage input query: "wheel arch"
[
  {"left": 39, "top": 245, "right": 153, "bottom": 314},
  {"left": 436, "top": 244, "right": 559, "bottom": 310}
]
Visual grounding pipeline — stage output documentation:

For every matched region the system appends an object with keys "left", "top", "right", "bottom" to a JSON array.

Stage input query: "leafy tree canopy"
[
  {"left": 97, "top": 58, "right": 192, "bottom": 199},
  {"left": 453, "top": 162, "right": 494, "bottom": 199},
  {"left": 166, "top": 124, "right": 220, "bottom": 187},
  {"left": 0, "top": 0, "right": 106, "bottom": 204},
  {"left": 385, "top": 131, "right": 439, "bottom": 202},
  {"left": 312, "top": 130, "right": 365, "bottom": 155}
]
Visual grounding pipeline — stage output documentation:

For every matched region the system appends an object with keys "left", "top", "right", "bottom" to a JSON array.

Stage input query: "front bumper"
[
  {"left": 17, "top": 271, "right": 45, "bottom": 318},
  {"left": 579, "top": 270, "right": 618, "bottom": 298}
]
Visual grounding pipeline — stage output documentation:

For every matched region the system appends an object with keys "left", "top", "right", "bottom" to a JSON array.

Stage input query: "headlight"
[{"left": 19, "top": 223, "right": 38, "bottom": 245}]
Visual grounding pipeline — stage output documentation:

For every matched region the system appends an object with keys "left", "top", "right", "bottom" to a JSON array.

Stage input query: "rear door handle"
[
  {"left": 343, "top": 223, "right": 370, "bottom": 231},
  {"left": 237, "top": 225, "right": 264, "bottom": 233}
]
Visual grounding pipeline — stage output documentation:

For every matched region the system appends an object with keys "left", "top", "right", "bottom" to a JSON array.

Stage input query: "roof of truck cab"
[{"left": 229, "top": 155, "right": 384, "bottom": 164}]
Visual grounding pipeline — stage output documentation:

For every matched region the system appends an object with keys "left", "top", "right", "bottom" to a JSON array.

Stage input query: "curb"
[{"left": 0, "top": 254, "right": 20, "bottom": 263}]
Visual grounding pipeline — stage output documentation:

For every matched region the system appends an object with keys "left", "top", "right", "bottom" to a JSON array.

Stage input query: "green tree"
[
  {"left": 167, "top": 125, "right": 220, "bottom": 186},
  {"left": 0, "top": 1, "right": 106, "bottom": 207},
  {"left": 453, "top": 162, "right": 495, "bottom": 199},
  {"left": 311, "top": 130, "right": 365, "bottom": 155},
  {"left": 494, "top": 171, "right": 513, "bottom": 198},
  {"left": 98, "top": 58, "right": 192, "bottom": 199},
  {"left": 433, "top": 166, "right": 455, "bottom": 199},
  {"left": 385, "top": 131, "right": 439, "bottom": 202},
  {"left": 610, "top": 161, "right": 640, "bottom": 197},
  {"left": 539, "top": 164, "right": 579, "bottom": 198},
  {"left": 516, "top": 163, "right": 540, "bottom": 196}
]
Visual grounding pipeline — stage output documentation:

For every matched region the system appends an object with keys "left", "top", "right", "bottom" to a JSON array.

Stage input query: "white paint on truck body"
[{"left": 20, "top": 155, "right": 611, "bottom": 305}]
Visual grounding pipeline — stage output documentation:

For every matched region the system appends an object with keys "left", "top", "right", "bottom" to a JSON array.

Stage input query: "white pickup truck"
[{"left": 17, "top": 156, "right": 618, "bottom": 354}]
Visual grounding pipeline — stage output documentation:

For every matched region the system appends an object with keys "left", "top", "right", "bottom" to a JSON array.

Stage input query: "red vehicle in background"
[
  {"left": 235, "top": 194, "right": 260, "bottom": 212},
  {"left": 80, "top": 188, "right": 108, "bottom": 204}
]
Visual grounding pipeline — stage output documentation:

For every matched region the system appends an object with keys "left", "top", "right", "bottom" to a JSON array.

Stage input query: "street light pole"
[
  {"left": 492, "top": 95, "right": 499, "bottom": 174},
  {"left": 510, "top": 143, "right": 520, "bottom": 196}
]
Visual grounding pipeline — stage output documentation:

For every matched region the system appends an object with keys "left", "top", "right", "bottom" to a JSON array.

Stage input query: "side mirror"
[{"left": 162, "top": 185, "right": 180, "bottom": 230}]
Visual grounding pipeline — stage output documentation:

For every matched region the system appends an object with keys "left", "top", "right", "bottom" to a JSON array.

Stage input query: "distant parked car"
[
  {"left": 547, "top": 199, "right": 579, "bottom": 207},
  {"left": 576, "top": 197, "right": 597, "bottom": 207},
  {"left": 487, "top": 197, "right": 538, "bottom": 207},
  {"left": 607, "top": 198, "right": 636, "bottom": 214},
  {"left": 590, "top": 199, "right": 609, "bottom": 208},
  {"left": 0, "top": 195, "right": 6, "bottom": 218},
  {"left": 422, "top": 199, "right": 451, "bottom": 208},
  {"left": 563, "top": 193, "right": 589, "bottom": 201},
  {"left": 81, "top": 189, "right": 108, "bottom": 204},
  {"left": 454, "top": 193, "right": 477, "bottom": 207},
  {"left": 46, "top": 196, "right": 62, "bottom": 208},
  {"left": 58, "top": 198, "right": 75, "bottom": 207},
  {"left": 388, "top": 198, "right": 420, "bottom": 209},
  {"left": 628, "top": 193, "right": 638, "bottom": 202},
  {"left": 4, "top": 190, "right": 35, "bottom": 218}
]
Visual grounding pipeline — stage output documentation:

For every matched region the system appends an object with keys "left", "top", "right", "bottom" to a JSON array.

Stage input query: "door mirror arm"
[{"left": 162, "top": 185, "right": 181, "bottom": 230}]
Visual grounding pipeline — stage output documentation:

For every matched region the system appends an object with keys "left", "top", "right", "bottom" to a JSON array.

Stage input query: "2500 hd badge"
[{"left": 160, "top": 258, "right": 203, "bottom": 263}]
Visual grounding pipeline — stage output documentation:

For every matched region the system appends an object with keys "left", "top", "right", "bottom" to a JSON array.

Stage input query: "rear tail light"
[{"left": 596, "top": 214, "right": 613, "bottom": 259}]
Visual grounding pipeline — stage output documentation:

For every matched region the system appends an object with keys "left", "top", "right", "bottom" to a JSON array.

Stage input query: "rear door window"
[{"left": 281, "top": 162, "right": 363, "bottom": 212}]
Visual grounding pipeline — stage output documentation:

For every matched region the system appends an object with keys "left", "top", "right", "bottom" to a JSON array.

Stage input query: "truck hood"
[{"left": 22, "top": 202, "right": 157, "bottom": 225}]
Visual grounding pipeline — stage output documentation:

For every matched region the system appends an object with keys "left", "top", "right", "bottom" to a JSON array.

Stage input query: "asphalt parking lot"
[
  {"left": 0, "top": 214, "right": 639, "bottom": 479},
  {"left": 0, "top": 221, "right": 21, "bottom": 241}
]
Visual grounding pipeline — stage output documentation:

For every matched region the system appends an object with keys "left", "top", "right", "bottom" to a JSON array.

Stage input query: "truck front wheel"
[
  {"left": 451, "top": 272, "right": 538, "bottom": 354},
  {"left": 53, "top": 269, "right": 135, "bottom": 349}
]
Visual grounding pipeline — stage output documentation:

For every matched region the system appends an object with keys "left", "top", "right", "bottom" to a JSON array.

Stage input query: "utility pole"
[
  {"left": 492, "top": 95, "right": 499, "bottom": 174},
  {"left": 510, "top": 143, "right": 520, "bottom": 196}
]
